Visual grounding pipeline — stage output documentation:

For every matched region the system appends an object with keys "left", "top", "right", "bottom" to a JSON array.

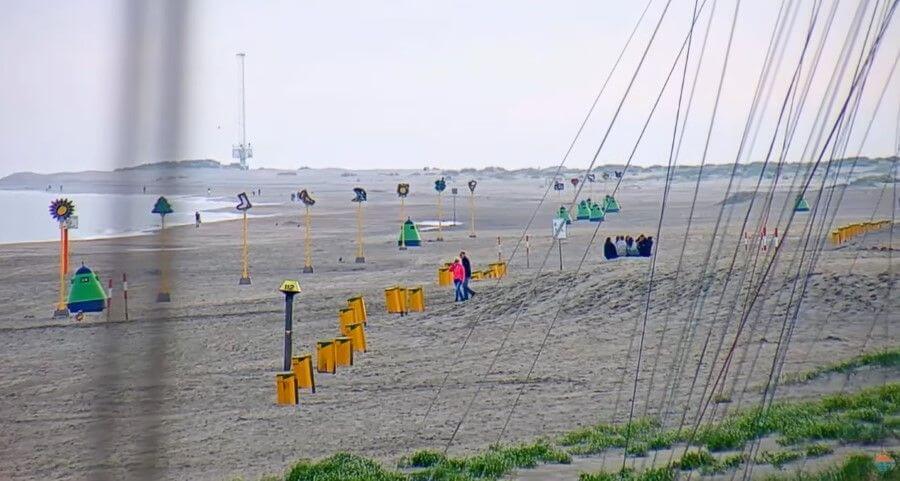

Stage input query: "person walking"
[
  {"left": 603, "top": 237, "right": 618, "bottom": 260},
  {"left": 451, "top": 258, "right": 465, "bottom": 302},
  {"left": 195, "top": 211, "right": 201, "bottom": 228},
  {"left": 460, "top": 251, "right": 475, "bottom": 300}
]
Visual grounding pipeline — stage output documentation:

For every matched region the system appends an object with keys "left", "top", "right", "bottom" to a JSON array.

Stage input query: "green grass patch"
[
  {"left": 559, "top": 418, "right": 683, "bottom": 456},
  {"left": 579, "top": 466, "right": 676, "bottom": 481},
  {"left": 804, "top": 443, "right": 834, "bottom": 457},
  {"left": 762, "top": 453, "right": 900, "bottom": 480},
  {"left": 674, "top": 449, "right": 716, "bottom": 470},
  {"left": 780, "top": 347, "right": 900, "bottom": 385},
  {"left": 285, "top": 453, "right": 407, "bottom": 481},
  {"left": 409, "top": 441, "right": 571, "bottom": 481},
  {"left": 755, "top": 449, "right": 803, "bottom": 469}
]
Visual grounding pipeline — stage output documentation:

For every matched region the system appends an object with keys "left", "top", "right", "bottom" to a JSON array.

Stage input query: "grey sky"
[{"left": 1, "top": 0, "right": 898, "bottom": 177}]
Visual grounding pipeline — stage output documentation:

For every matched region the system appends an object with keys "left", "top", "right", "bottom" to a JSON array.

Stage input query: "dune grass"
[
  {"left": 780, "top": 347, "right": 900, "bottom": 385},
  {"left": 246, "top": 384, "right": 897, "bottom": 481},
  {"left": 561, "top": 383, "right": 899, "bottom": 456},
  {"left": 580, "top": 453, "right": 899, "bottom": 481}
]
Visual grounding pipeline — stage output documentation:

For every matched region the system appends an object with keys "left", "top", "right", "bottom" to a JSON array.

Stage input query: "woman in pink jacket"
[{"left": 451, "top": 258, "right": 465, "bottom": 302}]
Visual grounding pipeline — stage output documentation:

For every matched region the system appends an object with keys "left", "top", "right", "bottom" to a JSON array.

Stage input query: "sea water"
[{"left": 3, "top": 190, "right": 242, "bottom": 244}]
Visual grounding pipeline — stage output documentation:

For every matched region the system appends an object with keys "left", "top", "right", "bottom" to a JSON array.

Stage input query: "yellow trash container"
[
  {"left": 471, "top": 270, "right": 484, "bottom": 281},
  {"left": 334, "top": 337, "right": 354, "bottom": 367},
  {"left": 339, "top": 308, "right": 356, "bottom": 335},
  {"left": 385, "top": 286, "right": 406, "bottom": 314},
  {"left": 438, "top": 266, "right": 452, "bottom": 286},
  {"left": 291, "top": 354, "right": 316, "bottom": 392},
  {"left": 316, "top": 340, "right": 336, "bottom": 374},
  {"left": 408, "top": 286, "right": 425, "bottom": 312},
  {"left": 347, "top": 322, "right": 367, "bottom": 352},
  {"left": 275, "top": 372, "right": 298, "bottom": 405},
  {"left": 489, "top": 262, "right": 507, "bottom": 278},
  {"left": 347, "top": 296, "right": 367, "bottom": 323}
]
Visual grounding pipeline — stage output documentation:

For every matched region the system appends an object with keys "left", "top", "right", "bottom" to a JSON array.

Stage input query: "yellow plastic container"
[
  {"left": 347, "top": 322, "right": 367, "bottom": 352},
  {"left": 489, "top": 262, "right": 507, "bottom": 278},
  {"left": 438, "top": 267, "right": 452, "bottom": 286},
  {"left": 385, "top": 286, "right": 406, "bottom": 314},
  {"left": 471, "top": 270, "right": 484, "bottom": 281},
  {"left": 348, "top": 296, "right": 367, "bottom": 322},
  {"left": 334, "top": 336, "right": 354, "bottom": 367},
  {"left": 316, "top": 340, "right": 336, "bottom": 374},
  {"left": 275, "top": 372, "right": 298, "bottom": 405},
  {"left": 291, "top": 354, "right": 316, "bottom": 392},
  {"left": 339, "top": 308, "right": 356, "bottom": 334},
  {"left": 408, "top": 286, "right": 425, "bottom": 312}
]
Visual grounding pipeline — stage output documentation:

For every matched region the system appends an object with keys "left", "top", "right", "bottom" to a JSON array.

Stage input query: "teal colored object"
[
  {"left": 398, "top": 218, "right": 422, "bottom": 247},
  {"left": 604, "top": 195, "right": 621, "bottom": 213},
  {"left": 152, "top": 196, "right": 173, "bottom": 215},
  {"left": 589, "top": 202, "right": 605, "bottom": 222},
  {"left": 67, "top": 265, "right": 107, "bottom": 313},
  {"left": 576, "top": 200, "right": 591, "bottom": 220},
  {"left": 556, "top": 206, "right": 571, "bottom": 225},
  {"left": 794, "top": 195, "right": 810, "bottom": 212}
]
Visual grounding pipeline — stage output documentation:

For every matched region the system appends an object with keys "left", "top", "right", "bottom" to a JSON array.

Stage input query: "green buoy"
[
  {"left": 67, "top": 265, "right": 107, "bottom": 314},
  {"left": 398, "top": 218, "right": 422, "bottom": 247},
  {"left": 794, "top": 195, "right": 810, "bottom": 212},
  {"left": 589, "top": 202, "right": 605, "bottom": 222},
  {"left": 576, "top": 200, "right": 591, "bottom": 220},
  {"left": 556, "top": 205, "right": 572, "bottom": 225},
  {"left": 603, "top": 195, "right": 621, "bottom": 213}
]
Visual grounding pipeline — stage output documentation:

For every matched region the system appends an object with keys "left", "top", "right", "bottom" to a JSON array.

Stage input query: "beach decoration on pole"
[
  {"left": 586, "top": 173, "right": 596, "bottom": 194},
  {"left": 794, "top": 194, "right": 811, "bottom": 212},
  {"left": 152, "top": 196, "right": 173, "bottom": 302},
  {"left": 570, "top": 177, "right": 580, "bottom": 203},
  {"left": 397, "top": 183, "right": 421, "bottom": 248},
  {"left": 298, "top": 189, "right": 316, "bottom": 273},
  {"left": 576, "top": 199, "right": 591, "bottom": 220},
  {"left": 352, "top": 187, "right": 367, "bottom": 263},
  {"left": 556, "top": 205, "right": 572, "bottom": 225},
  {"left": 434, "top": 177, "right": 446, "bottom": 241},
  {"left": 236, "top": 192, "right": 253, "bottom": 284},
  {"left": 49, "top": 198, "right": 75, "bottom": 318},
  {"left": 553, "top": 179, "right": 565, "bottom": 198},
  {"left": 467, "top": 180, "right": 477, "bottom": 238}
]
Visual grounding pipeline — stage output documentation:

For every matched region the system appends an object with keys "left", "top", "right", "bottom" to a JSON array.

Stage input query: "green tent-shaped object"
[
  {"left": 603, "top": 195, "right": 621, "bottom": 213},
  {"left": 67, "top": 265, "right": 107, "bottom": 313},
  {"left": 794, "top": 195, "right": 810, "bottom": 212},
  {"left": 398, "top": 218, "right": 422, "bottom": 247},
  {"left": 556, "top": 205, "right": 572, "bottom": 225},
  {"left": 152, "top": 196, "right": 173, "bottom": 215},
  {"left": 576, "top": 200, "right": 591, "bottom": 220},
  {"left": 589, "top": 202, "right": 605, "bottom": 222}
]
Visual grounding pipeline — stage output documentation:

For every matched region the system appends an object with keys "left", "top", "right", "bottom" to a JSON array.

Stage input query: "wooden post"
[
  {"left": 468, "top": 191, "right": 476, "bottom": 238},
  {"left": 239, "top": 210, "right": 251, "bottom": 284},
  {"left": 302, "top": 206, "right": 313, "bottom": 273},
  {"left": 399, "top": 197, "right": 407, "bottom": 250},
  {"left": 156, "top": 215, "right": 171, "bottom": 302},
  {"left": 53, "top": 222, "right": 68, "bottom": 318},
  {"left": 122, "top": 273, "right": 129, "bottom": 321},
  {"left": 355, "top": 201, "right": 365, "bottom": 263},
  {"left": 436, "top": 191, "right": 444, "bottom": 241}
]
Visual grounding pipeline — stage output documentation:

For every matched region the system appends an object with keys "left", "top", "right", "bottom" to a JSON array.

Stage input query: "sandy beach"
[{"left": 0, "top": 165, "right": 896, "bottom": 481}]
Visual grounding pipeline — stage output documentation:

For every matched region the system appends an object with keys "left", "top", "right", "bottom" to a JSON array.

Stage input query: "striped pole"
[{"left": 123, "top": 273, "right": 129, "bottom": 321}]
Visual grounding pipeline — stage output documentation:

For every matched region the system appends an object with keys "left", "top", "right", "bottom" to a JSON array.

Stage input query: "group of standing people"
[
  {"left": 604, "top": 235, "right": 653, "bottom": 259},
  {"left": 449, "top": 251, "right": 476, "bottom": 302}
]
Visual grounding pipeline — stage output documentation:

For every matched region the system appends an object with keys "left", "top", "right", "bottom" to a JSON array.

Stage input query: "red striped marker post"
[{"left": 123, "top": 273, "right": 129, "bottom": 321}]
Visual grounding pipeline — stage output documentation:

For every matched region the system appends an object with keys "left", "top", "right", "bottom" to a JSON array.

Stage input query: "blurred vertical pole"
[{"left": 91, "top": 1, "right": 189, "bottom": 480}]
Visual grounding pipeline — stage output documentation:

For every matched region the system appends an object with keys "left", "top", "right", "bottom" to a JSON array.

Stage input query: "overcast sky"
[{"left": 1, "top": 0, "right": 898, "bottom": 177}]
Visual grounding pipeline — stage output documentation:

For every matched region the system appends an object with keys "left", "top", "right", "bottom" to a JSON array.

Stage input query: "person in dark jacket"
[
  {"left": 460, "top": 251, "right": 475, "bottom": 300},
  {"left": 604, "top": 237, "right": 618, "bottom": 260},
  {"left": 640, "top": 236, "right": 654, "bottom": 257}
]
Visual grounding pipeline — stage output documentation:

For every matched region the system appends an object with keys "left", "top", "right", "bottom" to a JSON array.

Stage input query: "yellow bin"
[
  {"left": 316, "top": 340, "right": 336, "bottom": 374},
  {"left": 347, "top": 322, "right": 367, "bottom": 352},
  {"left": 438, "top": 267, "right": 452, "bottom": 286},
  {"left": 385, "top": 286, "right": 406, "bottom": 314},
  {"left": 489, "top": 262, "right": 507, "bottom": 278},
  {"left": 348, "top": 296, "right": 367, "bottom": 322},
  {"left": 291, "top": 354, "right": 316, "bottom": 392},
  {"left": 334, "top": 336, "right": 354, "bottom": 367},
  {"left": 339, "top": 308, "right": 356, "bottom": 335},
  {"left": 275, "top": 372, "right": 298, "bottom": 405},
  {"left": 408, "top": 286, "right": 425, "bottom": 312}
]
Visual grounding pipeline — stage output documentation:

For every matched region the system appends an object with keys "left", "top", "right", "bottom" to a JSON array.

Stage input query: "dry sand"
[{"left": 0, "top": 168, "right": 896, "bottom": 480}]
